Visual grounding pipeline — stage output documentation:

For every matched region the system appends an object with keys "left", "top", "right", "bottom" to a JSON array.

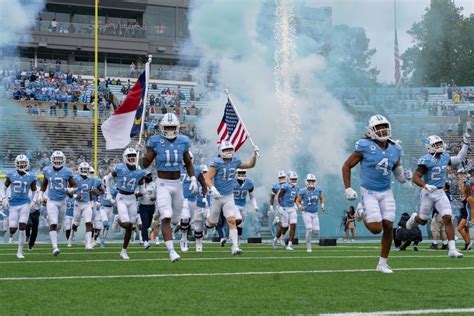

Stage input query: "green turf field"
[{"left": 0, "top": 241, "right": 472, "bottom": 315}]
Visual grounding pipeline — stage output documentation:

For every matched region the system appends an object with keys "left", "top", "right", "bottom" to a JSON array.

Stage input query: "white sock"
[
  {"left": 305, "top": 230, "right": 312, "bottom": 244},
  {"left": 448, "top": 240, "right": 456, "bottom": 251},
  {"left": 86, "top": 231, "right": 92, "bottom": 246},
  {"left": 378, "top": 257, "right": 388, "bottom": 266},
  {"left": 165, "top": 240, "right": 174, "bottom": 252},
  {"left": 442, "top": 240, "right": 448, "bottom": 245},
  {"left": 18, "top": 230, "right": 26, "bottom": 253},
  {"left": 432, "top": 240, "right": 438, "bottom": 245},
  {"left": 50, "top": 230, "right": 58, "bottom": 249},
  {"left": 288, "top": 241, "right": 293, "bottom": 247},
  {"left": 229, "top": 228, "right": 238, "bottom": 248},
  {"left": 121, "top": 248, "right": 127, "bottom": 253}
]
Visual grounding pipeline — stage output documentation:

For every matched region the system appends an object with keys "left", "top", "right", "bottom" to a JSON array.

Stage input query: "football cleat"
[
  {"left": 271, "top": 238, "right": 277, "bottom": 250},
  {"left": 441, "top": 244, "right": 448, "bottom": 250},
  {"left": 67, "top": 241, "right": 72, "bottom": 248},
  {"left": 144, "top": 241, "right": 151, "bottom": 249},
  {"left": 448, "top": 249, "right": 463, "bottom": 258},
  {"left": 231, "top": 246, "right": 242, "bottom": 256},
  {"left": 16, "top": 252, "right": 25, "bottom": 259},
  {"left": 279, "top": 238, "right": 286, "bottom": 247},
  {"left": 376, "top": 264, "right": 393, "bottom": 273},
  {"left": 405, "top": 212, "right": 418, "bottom": 230},
  {"left": 413, "top": 245, "right": 418, "bottom": 251},
  {"left": 169, "top": 250, "right": 181, "bottom": 263},
  {"left": 52, "top": 247, "right": 60, "bottom": 256},
  {"left": 429, "top": 243, "right": 439, "bottom": 250},
  {"left": 85, "top": 245, "right": 93, "bottom": 251},
  {"left": 180, "top": 239, "right": 189, "bottom": 252},
  {"left": 196, "top": 239, "right": 203, "bottom": 252},
  {"left": 220, "top": 238, "right": 227, "bottom": 247},
  {"left": 120, "top": 249, "right": 130, "bottom": 260},
  {"left": 306, "top": 244, "right": 312, "bottom": 253},
  {"left": 8, "top": 237, "right": 13, "bottom": 244},
  {"left": 155, "top": 237, "right": 160, "bottom": 245},
  {"left": 286, "top": 245, "right": 294, "bottom": 251}
]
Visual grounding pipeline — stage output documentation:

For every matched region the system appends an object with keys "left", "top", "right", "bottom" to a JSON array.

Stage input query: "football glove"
[
  {"left": 189, "top": 176, "right": 198, "bottom": 195},
  {"left": 320, "top": 203, "right": 325, "bottom": 212},
  {"left": 210, "top": 186, "right": 221, "bottom": 199},
  {"left": 345, "top": 187, "right": 358, "bottom": 201},
  {"left": 404, "top": 169, "right": 413, "bottom": 181},
  {"left": 424, "top": 184, "right": 437, "bottom": 193},
  {"left": 2, "top": 198, "right": 9, "bottom": 209}
]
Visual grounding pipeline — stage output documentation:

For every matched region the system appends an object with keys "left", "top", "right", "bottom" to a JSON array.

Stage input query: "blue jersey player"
[
  {"left": 233, "top": 169, "right": 259, "bottom": 239},
  {"left": 408, "top": 134, "right": 470, "bottom": 258},
  {"left": 275, "top": 171, "right": 300, "bottom": 250},
  {"left": 142, "top": 113, "right": 205, "bottom": 262},
  {"left": 1, "top": 155, "right": 38, "bottom": 258},
  {"left": 39, "top": 151, "right": 76, "bottom": 256},
  {"left": 104, "top": 148, "right": 146, "bottom": 260},
  {"left": 269, "top": 170, "right": 287, "bottom": 237},
  {"left": 342, "top": 115, "right": 412, "bottom": 273},
  {"left": 296, "top": 174, "right": 325, "bottom": 253},
  {"left": 204, "top": 141, "right": 259, "bottom": 255}
]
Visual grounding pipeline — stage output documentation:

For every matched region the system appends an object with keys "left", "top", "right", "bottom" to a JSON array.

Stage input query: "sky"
[{"left": 305, "top": 0, "right": 474, "bottom": 83}]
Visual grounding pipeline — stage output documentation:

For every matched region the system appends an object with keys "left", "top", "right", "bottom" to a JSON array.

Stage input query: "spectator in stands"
[
  {"left": 32, "top": 104, "right": 39, "bottom": 115},
  {"left": 160, "top": 106, "right": 167, "bottom": 114},
  {"left": 50, "top": 18, "right": 58, "bottom": 32},
  {"left": 49, "top": 100, "right": 57, "bottom": 116},
  {"left": 73, "top": 103, "right": 78, "bottom": 117},
  {"left": 130, "top": 62, "right": 136, "bottom": 77},
  {"left": 63, "top": 102, "right": 68, "bottom": 116}
]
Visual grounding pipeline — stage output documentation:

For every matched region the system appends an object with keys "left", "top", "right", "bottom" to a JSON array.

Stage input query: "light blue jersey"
[
  {"left": 147, "top": 135, "right": 190, "bottom": 172},
  {"left": 73, "top": 175, "right": 96, "bottom": 203},
  {"left": 6, "top": 170, "right": 36, "bottom": 206},
  {"left": 271, "top": 182, "right": 284, "bottom": 206},
  {"left": 210, "top": 157, "right": 242, "bottom": 195},
  {"left": 279, "top": 183, "right": 299, "bottom": 207},
  {"left": 65, "top": 197, "right": 75, "bottom": 217},
  {"left": 43, "top": 166, "right": 74, "bottom": 201},
  {"left": 91, "top": 177, "right": 102, "bottom": 202},
  {"left": 418, "top": 152, "right": 450, "bottom": 188},
  {"left": 298, "top": 187, "right": 323, "bottom": 213},
  {"left": 355, "top": 139, "right": 402, "bottom": 192},
  {"left": 233, "top": 178, "right": 255, "bottom": 207},
  {"left": 181, "top": 165, "right": 202, "bottom": 201},
  {"left": 101, "top": 185, "right": 117, "bottom": 207},
  {"left": 114, "top": 163, "right": 146, "bottom": 193}
]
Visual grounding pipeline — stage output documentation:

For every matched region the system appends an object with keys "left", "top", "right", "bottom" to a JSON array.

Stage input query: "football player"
[
  {"left": 196, "top": 165, "right": 211, "bottom": 245},
  {"left": 142, "top": 113, "right": 199, "bottom": 262},
  {"left": 204, "top": 141, "right": 259, "bottom": 255},
  {"left": 138, "top": 171, "right": 156, "bottom": 249},
  {"left": 64, "top": 195, "right": 75, "bottom": 247},
  {"left": 276, "top": 171, "right": 300, "bottom": 250},
  {"left": 39, "top": 151, "right": 77, "bottom": 256},
  {"left": 233, "top": 169, "right": 259, "bottom": 240},
  {"left": 104, "top": 148, "right": 146, "bottom": 260},
  {"left": 0, "top": 155, "right": 38, "bottom": 258},
  {"left": 269, "top": 171, "right": 287, "bottom": 241},
  {"left": 457, "top": 175, "right": 473, "bottom": 251},
  {"left": 406, "top": 134, "right": 471, "bottom": 257},
  {"left": 342, "top": 115, "right": 411, "bottom": 273},
  {"left": 296, "top": 173, "right": 325, "bottom": 252},
  {"left": 99, "top": 175, "right": 117, "bottom": 247}
]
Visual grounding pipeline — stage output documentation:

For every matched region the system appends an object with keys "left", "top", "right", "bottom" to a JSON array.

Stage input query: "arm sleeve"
[
  {"left": 393, "top": 165, "right": 406, "bottom": 183},
  {"left": 450, "top": 144, "right": 469, "bottom": 165}
]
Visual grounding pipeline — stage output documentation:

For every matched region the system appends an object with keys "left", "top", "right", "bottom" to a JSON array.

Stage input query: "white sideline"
[
  {"left": 1, "top": 266, "right": 474, "bottom": 281},
  {"left": 0, "top": 254, "right": 470, "bottom": 265},
  {"left": 320, "top": 307, "right": 474, "bottom": 315}
]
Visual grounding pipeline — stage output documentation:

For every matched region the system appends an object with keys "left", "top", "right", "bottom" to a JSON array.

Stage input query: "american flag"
[
  {"left": 394, "top": 29, "right": 401, "bottom": 89},
  {"left": 217, "top": 98, "right": 248, "bottom": 151}
]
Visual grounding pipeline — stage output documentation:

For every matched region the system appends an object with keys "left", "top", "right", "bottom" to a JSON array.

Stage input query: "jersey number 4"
[{"left": 375, "top": 158, "right": 389, "bottom": 176}]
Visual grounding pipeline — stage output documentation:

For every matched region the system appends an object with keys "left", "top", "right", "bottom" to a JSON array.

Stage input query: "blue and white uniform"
[
  {"left": 100, "top": 184, "right": 117, "bottom": 227},
  {"left": 208, "top": 157, "right": 242, "bottom": 224},
  {"left": 6, "top": 170, "right": 36, "bottom": 228},
  {"left": 355, "top": 138, "right": 402, "bottom": 223},
  {"left": 417, "top": 152, "right": 452, "bottom": 220},
  {"left": 298, "top": 187, "right": 323, "bottom": 232},
  {"left": 233, "top": 177, "right": 255, "bottom": 223},
  {"left": 42, "top": 165, "right": 73, "bottom": 226},
  {"left": 64, "top": 197, "right": 75, "bottom": 230},
  {"left": 181, "top": 165, "right": 204, "bottom": 231},
  {"left": 147, "top": 134, "right": 190, "bottom": 223},
  {"left": 72, "top": 175, "right": 96, "bottom": 225},
  {"left": 114, "top": 163, "right": 146, "bottom": 224},
  {"left": 278, "top": 182, "right": 299, "bottom": 228}
]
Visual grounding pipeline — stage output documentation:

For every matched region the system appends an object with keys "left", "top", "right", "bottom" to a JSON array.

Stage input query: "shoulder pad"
[{"left": 354, "top": 139, "right": 372, "bottom": 152}]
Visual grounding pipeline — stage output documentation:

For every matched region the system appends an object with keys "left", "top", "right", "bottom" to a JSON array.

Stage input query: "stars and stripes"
[{"left": 217, "top": 99, "right": 248, "bottom": 152}]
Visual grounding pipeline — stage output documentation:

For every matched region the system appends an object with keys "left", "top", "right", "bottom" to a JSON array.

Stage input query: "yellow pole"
[{"left": 93, "top": 0, "right": 99, "bottom": 176}]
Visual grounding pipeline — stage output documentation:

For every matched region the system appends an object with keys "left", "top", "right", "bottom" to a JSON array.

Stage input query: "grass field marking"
[
  {"left": 320, "top": 307, "right": 474, "bottom": 315},
  {"left": 1, "top": 266, "right": 474, "bottom": 281},
  {"left": 0, "top": 254, "right": 467, "bottom": 265}
]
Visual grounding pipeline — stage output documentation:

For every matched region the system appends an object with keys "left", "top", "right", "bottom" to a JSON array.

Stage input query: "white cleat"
[
  {"left": 155, "top": 237, "right": 160, "bottom": 245},
  {"left": 180, "top": 239, "right": 189, "bottom": 252},
  {"left": 448, "top": 249, "right": 464, "bottom": 258},
  {"left": 16, "top": 252, "right": 25, "bottom": 259},
  {"left": 144, "top": 241, "right": 151, "bottom": 249},
  {"left": 279, "top": 238, "right": 286, "bottom": 247},
  {"left": 271, "top": 238, "right": 277, "bottom": 250},
  {"left": 231, "top": 247, "right": 242, "bottom": 256},
  {"left": 307, "top": 248, "right": 312, "bottom": 253},
  {"left": 85, "top": 245, "right": 94, "bottom": 252},
  {"left": 8, "top": 237, "right": 13, "bottom": 244},
  {"left": 286, "top": 245, "right": 294, "bottom": 251},
  {"left": 405, "top": 212, "right": 418, "bottom": 230},
  {"left": 52, "top": 247, "right": 60, "bottom": 256},
  {"left": 67, "top": 241, "right": 72, "bottom": 248},
  {"left": 120, "top": 249, "right": 129, "bottom": 260},
  {"left": 376, "top": 264, "right": 393, "bottom": 273},
  {"left": 195, "top": 239, "right": 203, "bottom": 252},
  {"left": 169, "top": 249, "right": 181, "bottom": 263}
]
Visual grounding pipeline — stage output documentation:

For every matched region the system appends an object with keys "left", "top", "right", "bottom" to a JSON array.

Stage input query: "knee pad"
[
  {"left": 237, "top": 227, "right": 243, "bottom": 236},
  {"left": 313, "top": 230, "right": 320, "bottom": 237},
  {"left": 194, "top": 231, "right": 203, "bottom": 239},
  {"left": 180, "top": 219, "right": 190, "bottom": 231},
  {"left": 236, "top": 219, "right": 242, "bottom": 226}
]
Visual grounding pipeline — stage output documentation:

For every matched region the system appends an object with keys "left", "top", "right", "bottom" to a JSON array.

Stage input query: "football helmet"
[
  {"left": 236, "top": 169, "right": 247, "bottom": 181},
  {"left": 123, "top": 148, "right": 138, "bottom": 166},
  {"left": 15, "top": 154, "right": 29, "bottom": 172},
  {"left": 160, "top": 113, "right": 180, "bottom": 140},
  {"left": 219, "top": 141, "right": 234, "bottom": 159},
  {"left": 288, "top": 171, "right": 298, "bottom": 186},
  {"left": 425, "top": 135, "right": 446, "bottom": 154},
  {"left": 366, "top": 115, "right": 391, "bottom": 142},
  {"left": 305, "top": 173, "right": 316, "bottom": 188},
  {"left": 51, "top": 151, "right": 66, "bottom": 168},
  {"left": 79, "top": 162, "right": 90, "bottom": 176},
  {"left": 277, "top": 170, "right": 287, "bottom": 184}
]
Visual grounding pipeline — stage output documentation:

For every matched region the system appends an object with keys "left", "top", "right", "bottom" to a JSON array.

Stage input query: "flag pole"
[
  {"left": 224, "top": 89, "right": 260, "bottom": 157},
  {"left": 138, "top": 55, "right": 152, "bottom": 147},
  {"left": 93, "top": 0, "right": 99, "bottom": 176}
]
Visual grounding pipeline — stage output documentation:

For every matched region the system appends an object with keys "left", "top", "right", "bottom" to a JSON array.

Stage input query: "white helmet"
[
  {"left": 305, "top": 173, "right": 316, "bottom": 188},
  {"left": 201, "top": 165, "right": 209, "bottom": 174},
  {"left": 236, "top": 169, "right": 247, "bottom": 181},
  {"left": 123, "top": 148, "right": 138, "bottom": 166},
  {"left": 425, "top": 135, "right": 446, "bottom": 154},
  {"left": 288, "top": 171, "right": 298, "bottom": 186},
  {"left": 366, "top": 115, "right": 391, "bottom": 142},
  {"left": 79, "top": 162, "right": 90, "bottom": 176},
  {"left": 160, "top": 113, "right": 180, "bottom": 139},
  {"left": 15, "top": 154, "right": 29, "bottom": 172},
  {"left": 51, "top": 151, "right": 66, "bottom": 168},
  {"left": 219, "top": 141, "right": 234, "bottom": 159},
  {"left": 277, "top": 170, "right": 287, "bottom": 183}
]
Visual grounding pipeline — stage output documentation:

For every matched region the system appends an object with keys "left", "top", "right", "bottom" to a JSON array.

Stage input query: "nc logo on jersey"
[
  {"left": 370, "top": 145, "right": 376, "bottom": 151},
  {"left": 159, "top": 139, "right": 165, "bottom": 145}
]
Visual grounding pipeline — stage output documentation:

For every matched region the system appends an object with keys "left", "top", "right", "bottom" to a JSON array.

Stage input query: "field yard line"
[
  {"left": 0, "top": 254, "right": 467, "bottom": 265},
  {"left": 320, "top": 307, "right": 474, "bottom": 315},
  {"left": 1, "top": 266, "right": 474, "bottom": 281}
]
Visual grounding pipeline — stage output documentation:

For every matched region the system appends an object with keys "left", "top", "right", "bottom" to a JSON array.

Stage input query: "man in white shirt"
[{"left": 138, "top": 172, "right": 156, "bottom": 249}]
